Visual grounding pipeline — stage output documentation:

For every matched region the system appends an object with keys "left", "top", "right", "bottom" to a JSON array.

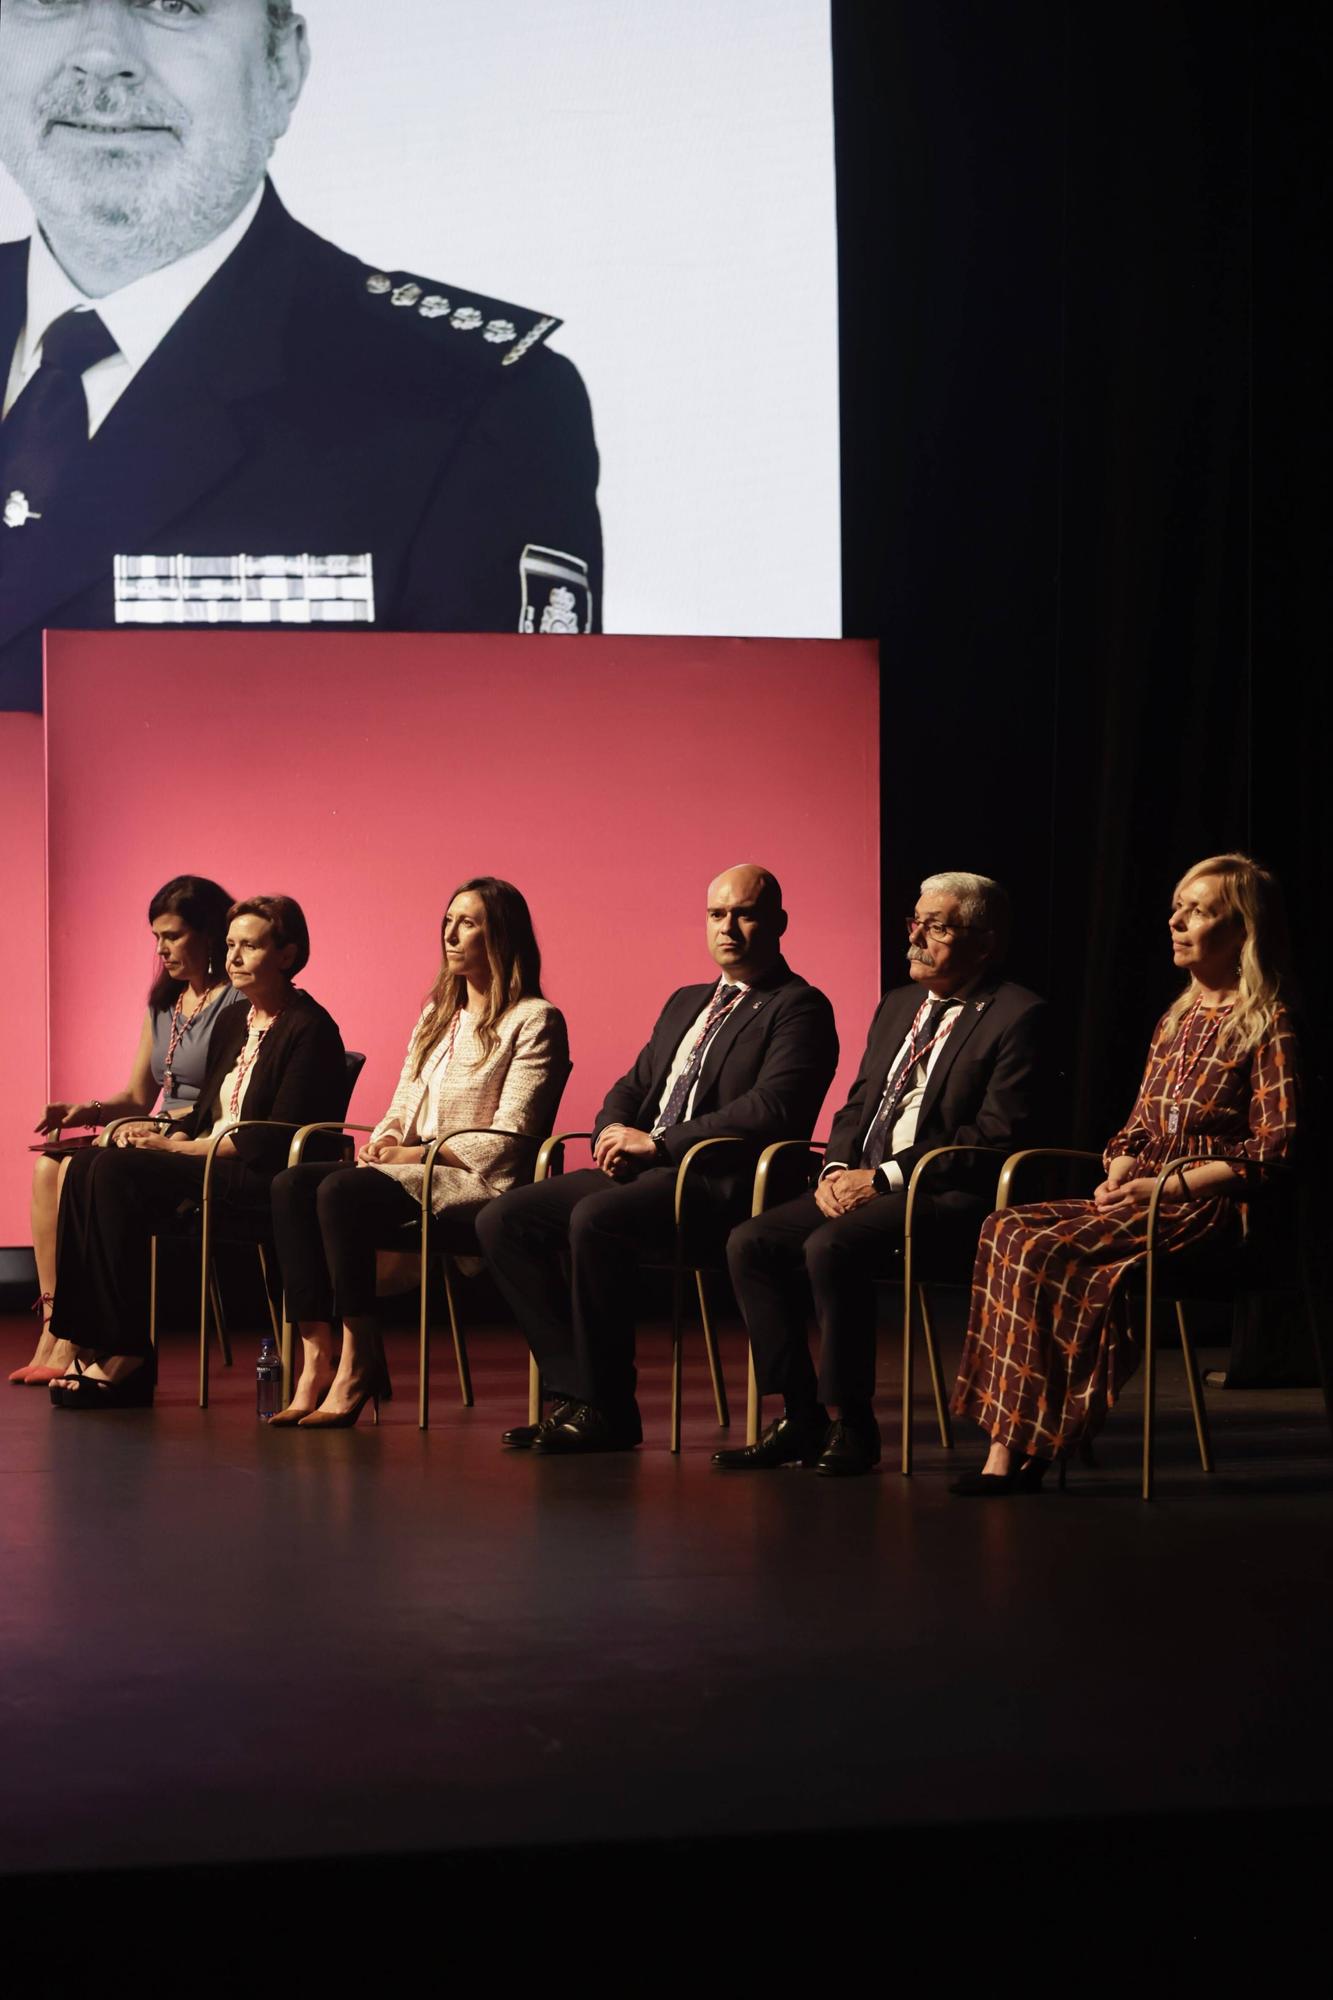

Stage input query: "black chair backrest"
[{"left": 341, "top": 1052, "right": 367, "bottom": 1119}]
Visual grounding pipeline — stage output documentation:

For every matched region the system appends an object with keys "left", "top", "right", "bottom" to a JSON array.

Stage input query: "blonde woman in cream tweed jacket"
[
  {"left": 267, "top": 877, "right": 567, "bottom": 1427},
  {"left": 368, "top": 995, "right": 569, "bottom": 1217}
]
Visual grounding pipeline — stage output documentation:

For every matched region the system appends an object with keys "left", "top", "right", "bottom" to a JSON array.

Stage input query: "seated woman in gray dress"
[
  {"left": 14, "top": 874, "right": 240, "bottom": 1386},
  {"left": 47, "top": 894, "right": 347, "bottom": 1411}
]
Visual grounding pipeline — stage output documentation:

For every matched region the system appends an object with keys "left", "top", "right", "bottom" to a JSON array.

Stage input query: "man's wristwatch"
[{"left": 871, "top": 1164, "right": 893, "bottom": 1195}]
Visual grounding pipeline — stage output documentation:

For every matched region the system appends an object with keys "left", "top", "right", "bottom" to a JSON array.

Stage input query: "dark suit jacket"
[
  {"left": 0, "top": 182, "right": 602, "bottom": 709},
  {"left": 825, "top": 977, "right": 1046, "bottom": 1206},
  {"left": 177, "top": 988, "right": 347, "bottom": 1176},
  {"left": 594, "top": 958, "right": 839, "bottom": 1168}
]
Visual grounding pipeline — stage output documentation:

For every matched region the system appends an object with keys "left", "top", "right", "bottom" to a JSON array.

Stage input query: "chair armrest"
[
  {"left": 535, "top": 1130, "right": 594, "bottom": 1182},
  {"left": 903, "top": 1144, "right": 1014, "bottom": 1243},
  {"left": 288, "top": 1120, "right": 375, "bottom": 1167},
  {"left": 996, "top": 1147, "right": 1103, "bottom": 1211},
  {"left": 201, "top": 1118, "right": 312, "bottom": 1201},
  {"left": 674, "top": 1136, "right": 750, "bottom": 1229},
  {"left": 751, "top": 1139, "right": 828, "bottom": 1218},
  {"left": 1145, "top": 1153, "right": 1233, "bottom": 1263}
]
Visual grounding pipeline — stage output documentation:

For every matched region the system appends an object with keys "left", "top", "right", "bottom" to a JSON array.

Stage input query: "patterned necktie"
[
  {"left": 656, "top": 982, "right": 745, "bottom": 1131},
  {"left": 860, "top": 999, "right": 954, "bottom": 1171},
  {"left": 1, "top": 308, "right": 120, "bottom": 535}
]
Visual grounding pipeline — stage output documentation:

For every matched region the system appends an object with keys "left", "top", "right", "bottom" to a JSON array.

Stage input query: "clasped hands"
[
  {"left": 593, "top": 1124, "right": 658, "bottom": 1179},
  {"left": 815, "top": 1167, "right": 879, "bottom": 1217},
  {"left": 357, "top": 1135, "right": 425, "bottom": 1166},
  {"left": 1092, "top": 1159, "right": 1163, "bottom": 1211}
]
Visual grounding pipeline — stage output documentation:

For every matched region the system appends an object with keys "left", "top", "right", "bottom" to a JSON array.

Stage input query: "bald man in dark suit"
[{"left": 477, "top": 865, "right": 839, "bottom": 1454}]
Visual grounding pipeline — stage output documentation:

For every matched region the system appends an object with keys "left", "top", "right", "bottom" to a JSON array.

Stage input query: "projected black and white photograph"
[{"left": 0, "top": 0, "right": 840, "bottom": 706}]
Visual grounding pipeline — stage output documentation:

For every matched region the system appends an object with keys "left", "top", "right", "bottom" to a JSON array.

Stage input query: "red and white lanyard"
[
  {"left": 228, "top": 1006, "right": 282, "bottom": 1117},
  {"left": 162, "top": 987, "right": 211, "bottom": 1097},
  {"left": 888, "top": 994, "right": 959, "bottom": 1097},
  {"left": 1166, "top": 998, "right": 1231, "bottom": 1136}
]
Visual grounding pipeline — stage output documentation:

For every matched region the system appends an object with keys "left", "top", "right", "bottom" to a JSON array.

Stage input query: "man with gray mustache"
[
  {"left": 718, "top": 872, "right": 1046, "bottom": 1477},
  {"left": 0, "top": 0, "right": 601, "bottom": 709}
]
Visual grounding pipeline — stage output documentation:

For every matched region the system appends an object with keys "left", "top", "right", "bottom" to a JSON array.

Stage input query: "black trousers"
[
  {"left": 269, "top": 1164, "right": 424, "bottom": 1322},
  {"left": 475, "top": 1165, "right": 733, "bottom": 1409},
  {"left": 726, "top": 1187, "right": 977, "bottom": 1408},
  {"left": 50, "top": 1144, "right": 273, "bottom": 1360}
]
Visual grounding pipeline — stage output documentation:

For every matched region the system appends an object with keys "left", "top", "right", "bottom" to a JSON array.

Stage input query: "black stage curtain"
[{"left": 835, "top": 0, "right": 1327, "bottom": 1153}]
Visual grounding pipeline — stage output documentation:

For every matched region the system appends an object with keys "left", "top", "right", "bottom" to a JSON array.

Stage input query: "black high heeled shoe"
[
  {"left": 49, "top": 1355, "right": 155, "bottom": 1410},
  {"left": 950, "top": 1453, "right": 1051, "bottom": 1497}
]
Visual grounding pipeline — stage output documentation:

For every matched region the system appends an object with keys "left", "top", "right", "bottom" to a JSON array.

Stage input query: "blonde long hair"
[
  {"left": 1160, "top": 854, "right": 1290, "bottom": 1059},
  {"left": 412, "top": 878, "right": 544, "bottom": 1074}
]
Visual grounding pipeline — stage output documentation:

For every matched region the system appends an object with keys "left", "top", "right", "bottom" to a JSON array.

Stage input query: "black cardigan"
[{"left": 179, "top": 988, "right": 348, "bottom": 1175}]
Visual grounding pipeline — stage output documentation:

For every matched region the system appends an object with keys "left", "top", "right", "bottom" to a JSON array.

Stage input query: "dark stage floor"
[{"left": 1, "top": 1304, "right": 1330, "bottom": 1967}]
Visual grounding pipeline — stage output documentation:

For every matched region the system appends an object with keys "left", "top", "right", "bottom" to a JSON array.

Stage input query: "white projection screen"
[{"left": 0, "top": 0, "right": 841, "bottom": 642}]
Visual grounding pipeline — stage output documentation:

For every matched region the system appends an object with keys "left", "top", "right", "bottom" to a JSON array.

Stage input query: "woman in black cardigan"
[{"left": 47, "top": 895, "right": 347, "bottom": 1409}]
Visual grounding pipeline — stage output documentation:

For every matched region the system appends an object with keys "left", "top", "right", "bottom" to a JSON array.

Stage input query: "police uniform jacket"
[{"left": 0, "top": 182, "right": 602, "bottom": 709}]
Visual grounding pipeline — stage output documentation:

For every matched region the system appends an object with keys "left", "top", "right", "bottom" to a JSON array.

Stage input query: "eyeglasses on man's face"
[{"left": 904, "top": 915, "right": 972, "bottom": 943}]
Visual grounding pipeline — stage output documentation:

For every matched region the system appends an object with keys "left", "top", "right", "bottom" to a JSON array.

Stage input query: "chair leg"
[
  {"left": 256, "top": 1245, "right": 281, "bottom": 1342},
  {"left": 207, "top": 1267, "right": 233, "bottom": 1368},
  {"left": 442, "top": 1258, "right": 474, "bottom": 1408},
  {"left": 670, "top": 1266, "right": 684, "bottom": 1454},
  {"left": 418, "top": 1258, "right": 431, "bottom": 1431},
  {"left": 746, "top": 1347, "right": 761, "bottom": 1447},
  {"left": 149, "top": 1236, "right": 159, "bottom": 1352},
  {"left": 901, "top": 1276, "right": 915, "bottom": 1477},
  {"left": 1176, "top": 1302, "right": 1215, "bottom": 1474},
  {"left": 528, "top": 1353, "right": 543, "bottom": 1426},
  {"left": 1141, "top": 1293, "right": 1155, "bottom": 1501},
  {"left": 280, "top": 1301, "right": 294, "bottom": 1407},
  {"left": 917, "top": 1286, "right": 954, "bottom": 1450},
  {"left": 696, "top": 1270, "right": 730, "bottom": 1429},
  {"left": 198, "top": 1244, "right": 211, "bottom": 1410}
]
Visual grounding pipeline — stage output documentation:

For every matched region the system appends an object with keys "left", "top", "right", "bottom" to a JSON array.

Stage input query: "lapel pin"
[{"left": 4, "top": 491, "right": 41, "bottom": 528}]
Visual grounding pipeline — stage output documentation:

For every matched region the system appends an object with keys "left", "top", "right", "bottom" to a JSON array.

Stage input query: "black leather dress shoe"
[
  {"left": 712, "top": 1411, "right": 826, "bottom": 1470},
  {"left": 529, "top": 1401, "right": 643, "bottom": 1454},
  {"left": 813, "top": 1417, "right": 881, "bottom": 1477},
  {"left": 501, "top": 1399, "right": 576, "bottom": 1449}
]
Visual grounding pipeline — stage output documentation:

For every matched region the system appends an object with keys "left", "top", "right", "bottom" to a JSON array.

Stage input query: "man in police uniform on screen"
[{"left": 0, "top": 0, "right": 601, "bottom": 709}]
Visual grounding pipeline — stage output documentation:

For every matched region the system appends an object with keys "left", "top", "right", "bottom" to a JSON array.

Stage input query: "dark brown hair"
[{"left": 147, "top": 875, "right": 233, "bottom": 1012}]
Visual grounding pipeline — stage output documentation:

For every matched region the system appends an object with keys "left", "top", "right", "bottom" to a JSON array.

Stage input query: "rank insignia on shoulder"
[
  {"left": 518, "top": 545, "right": 592, "bottom": 635},
  {"left": 363, "top": 270, "right": 560, "bottom": 366}
]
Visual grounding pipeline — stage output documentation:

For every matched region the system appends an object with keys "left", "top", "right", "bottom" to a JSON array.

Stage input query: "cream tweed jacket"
[{"left": 368, "top": 996, "right": 569, "bottom": 1218}]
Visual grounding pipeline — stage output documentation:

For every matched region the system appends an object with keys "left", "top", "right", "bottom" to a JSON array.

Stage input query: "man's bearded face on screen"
[{"left": 0, "top": 0, "right": 308, "bottom": 281}]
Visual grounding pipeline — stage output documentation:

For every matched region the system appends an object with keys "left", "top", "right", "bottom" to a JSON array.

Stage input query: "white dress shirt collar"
[{"left": 7, "top": 185, "right": 265, "bottom": 427}]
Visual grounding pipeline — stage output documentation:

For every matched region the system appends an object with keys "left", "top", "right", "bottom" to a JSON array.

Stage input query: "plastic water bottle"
[{"left": 256, "top": 1332, "right": 282, "bottom": 1421}]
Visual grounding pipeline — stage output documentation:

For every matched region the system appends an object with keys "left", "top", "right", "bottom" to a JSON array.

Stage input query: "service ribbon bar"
[{"left": 114, "top": 553, "right": 375, "bottom": 625}]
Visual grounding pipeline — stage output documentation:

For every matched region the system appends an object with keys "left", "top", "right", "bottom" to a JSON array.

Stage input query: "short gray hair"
[{"left": 919, "top": 871, "right": 1010, "bottom": 950}]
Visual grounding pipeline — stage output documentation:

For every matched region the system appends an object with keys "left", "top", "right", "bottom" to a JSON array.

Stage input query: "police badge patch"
[{"left": 518, "top": 544, "right": 593, "bottom": 635}]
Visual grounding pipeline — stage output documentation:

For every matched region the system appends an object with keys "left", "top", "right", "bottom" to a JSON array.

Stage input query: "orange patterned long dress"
[{"left": 951, "top": 1004, "right": 1300, "bottom": 1459}]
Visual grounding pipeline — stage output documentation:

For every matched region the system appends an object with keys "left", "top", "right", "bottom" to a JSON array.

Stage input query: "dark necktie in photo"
[{"left": 0, "top": 308, "right": 119, "bottom": 545}]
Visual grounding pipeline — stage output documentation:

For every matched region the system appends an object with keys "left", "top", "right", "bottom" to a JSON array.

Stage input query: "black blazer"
[
  {"left": 594, "top": 958, "right": 839, "bottom": 1166},
  {"left": 825, "top": 977, "right": 1047, "bottom": 1202},
  {"left": 0, "top": 181, "right": 602, "bottom": 709},
  {"left": 178, "top": 989, "right": 348, "bottom": 1176}
]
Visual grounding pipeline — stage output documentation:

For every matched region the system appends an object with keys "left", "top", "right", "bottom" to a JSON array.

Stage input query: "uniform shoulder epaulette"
[{"left": 358, "top": 265, "right": 562, "bottom": 368}]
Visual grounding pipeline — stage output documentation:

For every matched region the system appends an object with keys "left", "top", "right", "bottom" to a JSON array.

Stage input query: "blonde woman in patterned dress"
[
  {"left": 268, "top": 878, "right": 569, "bottom": 1429},
  {"left": 950, "top": 854, "right": 1299, "bottom": 1494}
]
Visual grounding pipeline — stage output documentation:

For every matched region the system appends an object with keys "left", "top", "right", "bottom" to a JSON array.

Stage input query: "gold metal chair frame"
[
  {"left": 523, "top": 1131, "right": 736, "bottom": 1454},
  {"left": 996, "top": 1147, "right": 1216, "bottom": 1500}
]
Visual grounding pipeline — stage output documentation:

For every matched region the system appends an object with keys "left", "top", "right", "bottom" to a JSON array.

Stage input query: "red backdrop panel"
[
  {"left": 0, "top": 712, "right": 46, "bottom": 1246},
  {"left": 43, "top": 632, "right": 878, "bottom": 1159}
]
